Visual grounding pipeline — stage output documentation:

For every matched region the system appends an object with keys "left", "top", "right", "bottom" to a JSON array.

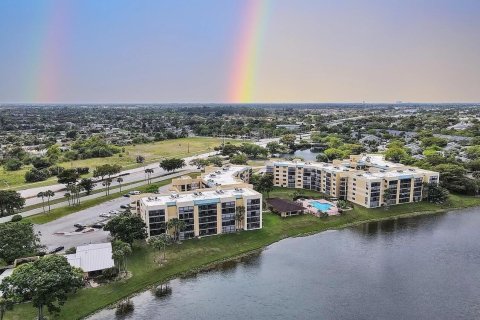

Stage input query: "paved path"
[{"left": 0, "top": 170, "right": 194, "bottom": 224}]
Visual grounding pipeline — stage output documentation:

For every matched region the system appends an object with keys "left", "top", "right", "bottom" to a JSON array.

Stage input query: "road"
[
  {"left": 20, "top": 151, "right": 219, "bottom": 206},
  {"left": 19, "top": 139, "right": 278, "bottom": 207},
  {"left": 0, "top": 170, "right": 194, "bottom": 224},
  {"left": 36, "top": 183, "right": 172, "bottom": 250}
]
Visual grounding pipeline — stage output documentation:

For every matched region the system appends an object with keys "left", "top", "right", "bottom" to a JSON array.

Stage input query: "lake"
[
  {"left": 279, "top": 148, "right": 319, "bottom": 161},
  {"left": 90, "top": 207, "right": 480, "bottom": 320}
]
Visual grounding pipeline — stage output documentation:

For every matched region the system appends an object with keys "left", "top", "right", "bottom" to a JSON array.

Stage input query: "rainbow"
[
  {"left": 29, "top": 1, "right": 70, "bottom": 102},
  {"left": 229, "top": 0, "right": 271, "bottom": 103}
]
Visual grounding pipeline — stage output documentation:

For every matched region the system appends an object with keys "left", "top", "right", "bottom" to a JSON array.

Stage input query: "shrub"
[
  {"left": 25, "top": 168, "right": 50, "bottom": 182},
  {"left": 116, "top": 299, "right": 134, "bottom": 315},
  {"left": 65, "top": 247, "right": 76, "bottom": 254},
  {"left": 4, "top": 159, "right": 22, "bottom": 171},
  {"left": 10, "top": 214, "right": 22, "bottom": 222}
]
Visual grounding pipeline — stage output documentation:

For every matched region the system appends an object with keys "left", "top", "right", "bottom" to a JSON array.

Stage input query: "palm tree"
[
  {"left": 37, "top": 192, "right": 46, "bottom": 213},
  {"left": 167, "top": 218, "right": 186, "bottom": 242},
  {"left": 235, "top": 206, "right": 245, "bottom": 231},
  {"left": 383, "top": 188, "right": 392, "bottom": 211},
  {"left": 148, "top": 234, "right": 172, "bottom": 262},
  {"left": 112, "top": 240, "right": 132, "bottom": 274},
  {"left": 116, "top": 177, "right": 124, "bottom": 192},
  {"left": 145, "top": 168, "right": 154, "bottom": 184},
  {"left": 44, "top": 190, "right": 55, "bottom": 212},
  {"left": 103, "top": 178, "right": 112, "bottom": 196},
  {"left": 64, "top": 193, "right": 71, "bottom": 206}
]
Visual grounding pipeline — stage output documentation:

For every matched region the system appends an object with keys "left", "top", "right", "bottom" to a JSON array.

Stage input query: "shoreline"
[{"left": 83, "top": 205, "right": 474, "bottom": 319}]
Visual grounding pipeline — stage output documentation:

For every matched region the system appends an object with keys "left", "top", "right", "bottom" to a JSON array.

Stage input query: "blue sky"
[{"left": 0, "top": 0, "right": 479, "bottom": 103}]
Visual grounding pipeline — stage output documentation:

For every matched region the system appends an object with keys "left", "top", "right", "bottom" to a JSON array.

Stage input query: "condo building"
[
  {"left": 136, "top": 165, "right": 262, "bottom": 239},
  {"left": 266, "top": 154, "right": 439, "bottom": 209}
]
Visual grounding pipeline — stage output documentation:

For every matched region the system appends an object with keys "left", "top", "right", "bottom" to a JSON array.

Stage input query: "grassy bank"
[
  {"left": 6, "top": 193, "right": 480, "bottom": 320},
  {"left": 2, "top": 137, "right": 238, "bottom": 190}
]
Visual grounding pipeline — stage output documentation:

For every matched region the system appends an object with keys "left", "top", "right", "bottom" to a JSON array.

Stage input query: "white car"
[
  {"left": 129, "top": 190, "right": 141, "bottom": 195},
  {"left": 99, "top": 213, "right": 112, "bottom": 218},
  {"left": 108, "top": 210, "right": 120, "bottom": 215}
]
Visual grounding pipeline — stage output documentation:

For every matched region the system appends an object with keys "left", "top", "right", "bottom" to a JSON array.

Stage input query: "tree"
[
  {"left": 0, "top": 255, "right": 83, "bottom": 320},
  {"left": 93, "top": 164, "right": 122, "bottom": 181},
  {"left": 37, "top": 191, "right": 46, "bottom": 213},
  {"left": 44, "top": 190, "right": 54, "bottom": 212},
  {"left": 160, "top": 158, "right": 185, "bottom": 173},
  {"left": 79, "top": 178, "right": 95, "bottom": 195},
  {"left": 384, "top": 147, "right": 408, "bottom": 163},
  {"left": 240, "top": 143, "right": 268, "bottom": 159},
  {"left": 24, "top": 168, "right": 49, "bottom": 183},
  {"left": 3, "top": 159, "right": 22, "bottom": 171},
  {"left": 423, "top": 183, "right": 449, "bottom": 203},
  {"left": 64, "top": 193, "right": 71, "bottom": 206},
  {"left": 230, "top": 153, "right": 248, "bottom": 165},
  {"left": 235, "top": 206, "right": 245, "bottom": 231},
  {"left": 280, "top": 134, "right": 296, "bottom": 149},
  {"left": 0, "top": 190, "right": 25, "bottom": 217},
  {"left": 148, "top": 234, "right": 172, "bottom": 262},
  {"left": 253, "top": 174, "right": 274, "bottom": 198},
  {"left": 104, "top": 213, "right": 147, "bottom": 244},
  {"left": 111, "top": 240, "right": 132, "bottom": 274},
  {"left": 382, "top": 188, "right": 392, "bottom": 210},
  {"left": 102, "top": 178, "right": 113, "bottom": 196},
  {"left": 144, "top": 168, "right": 154, "bottom": 184},
  {"left": 208, "top": 156, "right": 223, "bottom": 167},
  {"left": 116, "top": 177, "right": 124, "bottom": 192},
  {"left": 31, "top": 157, "right": 52, "bottom": 170},
  {"left": 0, "top": 297, "right": 13, "bottom": 320},
  {"left": 57, "top": 168, "right": 79, "bottom": 185},
  {"left": 266, "top": 141, "right": 281, "bottom": 154},
  {"left": 167, "top": 218, "right": 185, "bottom": 242},
  {"left": 0, "top": 221, "right": 41, "bottom": 264}
]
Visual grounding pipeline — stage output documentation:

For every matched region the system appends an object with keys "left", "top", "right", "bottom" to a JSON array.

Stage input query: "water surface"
[{"left": 90, "top": 207, "right": 480, "bottom": 320}]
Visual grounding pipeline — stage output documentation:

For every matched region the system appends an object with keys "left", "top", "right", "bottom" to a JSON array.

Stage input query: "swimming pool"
[{"left": 310, "top": 201, "right": 333, "bottom": 212}]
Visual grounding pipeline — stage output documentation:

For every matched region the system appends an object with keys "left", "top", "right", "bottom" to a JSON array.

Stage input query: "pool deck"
[{"left": 297, "top": 199, "right": 340, "bottom": 216}]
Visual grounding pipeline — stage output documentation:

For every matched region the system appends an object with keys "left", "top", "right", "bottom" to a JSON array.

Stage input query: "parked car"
[
  {"left": 91, "top": 223, "right": 104, "bottom": 229},
  {"left": 49, "top": 246, "right": 64, "bottom": 254},
  {"left": 129, "top": 190, "right": 141, "bottom": 195},
  {"left": 108, "top": 210, "right": 120, "bottom": 215},
  {"left": 75, "top": 226, "right": 85, "bottom": 232},
  {"left": 74, "top": 223, "right": 85, "bottom": 229},
  {"left": 120, "top": 204, "right": 130, "bottom": 209},
  {"left": 99, "top": 213, "right": 112, "bottom": 218},
  {"left": 123, "top": 194, "right": 130, "bottom": 198}
]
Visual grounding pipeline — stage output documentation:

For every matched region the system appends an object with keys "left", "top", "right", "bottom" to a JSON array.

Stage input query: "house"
[
  {"left": 66, "top": 243, "right": 115, "bottom": 277},
  {"left": 266, "top": 198, "right": 305, "bottom": 217}
]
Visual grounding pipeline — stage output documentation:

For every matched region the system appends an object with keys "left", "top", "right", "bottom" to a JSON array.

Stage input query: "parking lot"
[{"left": 35, "top": 196, "right": 131, "bottom": 250}]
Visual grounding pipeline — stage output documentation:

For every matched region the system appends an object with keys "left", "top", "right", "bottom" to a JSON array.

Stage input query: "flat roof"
[
  {"left": 66, "top": 242, "right": 114, "bottom": 273},
  {"left": 271, "top": 161, "right": 351, "bottom": 173},
  {"left": 203, "top": 165, "right": 250, "bottom": 187},
  {"left": 141, "top": 187, "right": 260, "bottom": 207}
]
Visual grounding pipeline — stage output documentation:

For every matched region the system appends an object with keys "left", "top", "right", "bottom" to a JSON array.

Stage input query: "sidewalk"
[{"left": 0, "top": 170, "right": 193, "bottom": 224}]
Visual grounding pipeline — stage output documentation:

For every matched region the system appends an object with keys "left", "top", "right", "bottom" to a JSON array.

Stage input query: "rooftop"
[
  {"left": 66, "top": 243, "right": 115, "bottom": 273},
  {"left": 141, "top": 187, "right": 260, "bottom": 207},
  {"left": 203, "top": 165, "right": 250, "bottom": 187}
]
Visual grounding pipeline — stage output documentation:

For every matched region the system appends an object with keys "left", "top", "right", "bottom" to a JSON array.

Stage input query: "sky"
[{"left": 0, "top": 0, "right": 479, "bottom": 104}]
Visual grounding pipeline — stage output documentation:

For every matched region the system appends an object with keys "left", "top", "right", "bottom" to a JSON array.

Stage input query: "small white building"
[{"left": 66, "top": 243, "right": 115, "bottom": 276}]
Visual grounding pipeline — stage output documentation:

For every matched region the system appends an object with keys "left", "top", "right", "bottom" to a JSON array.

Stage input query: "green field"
[
  {"left": 1, "top": 137, "right": 238, "bottom": 190},
  {"left": 5, "top": 191, "right": 480, "bottom": 320}
]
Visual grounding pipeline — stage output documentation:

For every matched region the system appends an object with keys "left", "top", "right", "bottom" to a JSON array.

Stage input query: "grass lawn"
[
  {"left": 6, "top": 190, "right": 480, "bottom": 320},
  {"left": 2, "top": 137, "right": 240, "bottom": 190}
]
